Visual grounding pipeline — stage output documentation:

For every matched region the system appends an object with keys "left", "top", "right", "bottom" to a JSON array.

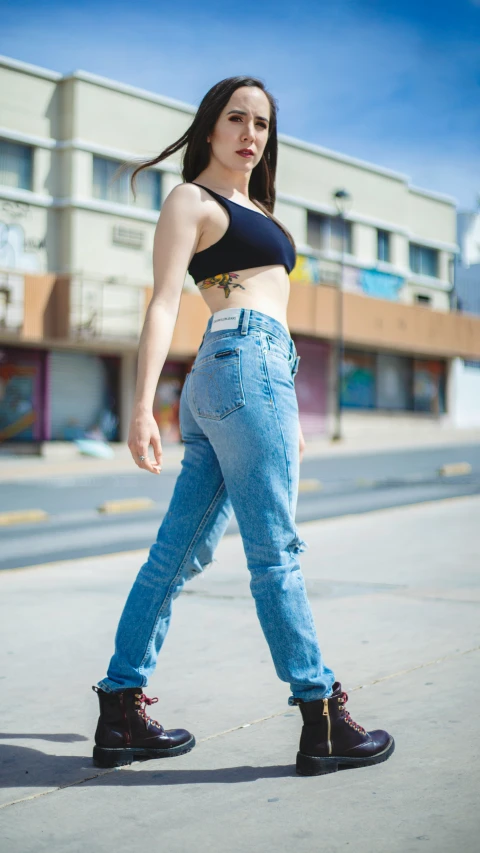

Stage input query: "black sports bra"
[{"left": 187, "top": 183, "right": 296, "bottom": 284}]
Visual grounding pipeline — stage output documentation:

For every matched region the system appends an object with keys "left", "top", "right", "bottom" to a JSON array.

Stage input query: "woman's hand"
[
  {"left": 299, "top": 422, "right": 306, "bottom": 464},
  {"left": 128, "top": 407, "right": 163, "bottom": 474}
]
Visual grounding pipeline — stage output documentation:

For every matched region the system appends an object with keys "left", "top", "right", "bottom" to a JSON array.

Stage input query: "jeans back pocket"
[{"left": 191, "top": 347, "right": 245, "bottom": 420}]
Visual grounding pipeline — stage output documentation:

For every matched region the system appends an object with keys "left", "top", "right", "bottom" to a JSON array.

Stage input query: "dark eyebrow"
[{"left": 227, "top": 109, "right": 269, "bottom": 124}]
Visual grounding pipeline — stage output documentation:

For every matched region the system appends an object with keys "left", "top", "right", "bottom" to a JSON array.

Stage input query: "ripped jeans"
[{"left": 98, "top": 307, "right": 335, "bottom": 703}]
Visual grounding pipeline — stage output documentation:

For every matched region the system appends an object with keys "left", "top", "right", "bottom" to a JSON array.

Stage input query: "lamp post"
[{"left": 331, "top": 188, "right": 352, "bottom": 442}]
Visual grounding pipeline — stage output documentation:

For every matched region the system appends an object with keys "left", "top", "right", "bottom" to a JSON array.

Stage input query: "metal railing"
[
  {"left": 0, "top": 269, "right": 24, "bottom": 332},
  {"left": 68, "top": 275, "right": 146, "bottom": 341}
]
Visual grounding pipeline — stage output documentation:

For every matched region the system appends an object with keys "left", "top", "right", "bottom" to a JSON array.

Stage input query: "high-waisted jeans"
[{"left": 98, "top": 307, "right": 335, "bottom": 704}]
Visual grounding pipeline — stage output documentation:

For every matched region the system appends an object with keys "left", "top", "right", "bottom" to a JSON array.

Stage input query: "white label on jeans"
[{"left": 210, "top": 308, "right": 241, "bottom": 332}]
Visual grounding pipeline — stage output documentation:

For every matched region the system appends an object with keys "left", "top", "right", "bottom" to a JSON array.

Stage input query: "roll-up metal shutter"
[{"left": 49, "top": 351, "right": 107, "bottom": 440}]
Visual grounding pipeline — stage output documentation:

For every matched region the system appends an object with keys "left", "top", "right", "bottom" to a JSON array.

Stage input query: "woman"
[{"left": 92, "top": 76, "right": 395, "bottom": 777}]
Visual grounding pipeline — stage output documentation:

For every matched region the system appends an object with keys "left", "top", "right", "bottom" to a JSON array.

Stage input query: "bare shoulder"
[{"left": 162, "top": 182, "right": 205, "bottom": 220}]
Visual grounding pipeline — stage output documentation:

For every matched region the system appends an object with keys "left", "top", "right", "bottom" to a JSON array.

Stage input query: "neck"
[{"left": 195, "top": 164, "right": 251, "bottom": 197}]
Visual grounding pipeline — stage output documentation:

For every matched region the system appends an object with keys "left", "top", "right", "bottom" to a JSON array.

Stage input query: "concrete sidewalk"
[
  {"left": 0, "top": 494, "right": 479, "bottom": 852},
  {"left": 1, "top": 426, "right": 480, "bottom": 482}
]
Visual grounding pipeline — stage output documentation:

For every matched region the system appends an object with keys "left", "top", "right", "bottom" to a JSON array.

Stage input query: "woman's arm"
[{"left": 128, "top": 183, "right": 204, "bottom": 473}]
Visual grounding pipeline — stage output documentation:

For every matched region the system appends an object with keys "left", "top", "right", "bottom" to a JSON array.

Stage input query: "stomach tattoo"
[{"left": 198, "top": 272, "right": 246, "bottom": 299}]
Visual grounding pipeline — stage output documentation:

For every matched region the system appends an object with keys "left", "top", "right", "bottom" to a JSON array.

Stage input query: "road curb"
[
  {"left": 0, "top": 509, "right": 49, "bottom": 526},
  {"left": 97, "top": 497, "right": 156, "bottom": 514},
  {"left": 438, "top": 462, "right": 472, "bottom": 477},
  {"left": 298, "top": 479, "right": 323, "bottom": 492}
]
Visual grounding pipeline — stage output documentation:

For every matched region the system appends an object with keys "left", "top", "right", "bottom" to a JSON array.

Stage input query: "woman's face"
[{"left": 207, "top": 86, "right": 271, "bottom": 174}]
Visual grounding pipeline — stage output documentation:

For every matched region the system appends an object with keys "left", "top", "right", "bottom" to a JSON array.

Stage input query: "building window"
[
  {"left": 92, "top": 156, "right": 161, "bottom": 210},
  {"left": 409, "top": 243, "right": 438, "bottom": 277},
  {"left": 307, "top": 211, "right": 352, "bottom": 254},
  {"left": 0, "top": 140, "right": 33, "bottom": 190},
  {"left": 377, "top": 229, "right": 391, "bottom": 262},
  {"left": 448, "top": 256, "right": 455, "bottom": 285},
  {"left": 415, "top": 294, "right": 432, "bottom": 306}
]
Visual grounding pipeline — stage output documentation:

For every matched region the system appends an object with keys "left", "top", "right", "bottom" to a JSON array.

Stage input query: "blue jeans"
[{"left": 98, "top": 307, "right": 335, "bottom": 704}]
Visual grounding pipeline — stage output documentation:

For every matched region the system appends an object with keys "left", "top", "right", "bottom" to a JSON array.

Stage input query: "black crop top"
[{"left": 187, "top": 183, "right": 296, "bottom": 284}]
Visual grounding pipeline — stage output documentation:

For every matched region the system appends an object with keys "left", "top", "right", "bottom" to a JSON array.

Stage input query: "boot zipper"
[
  {"left": 120, "top": 694, "right": 131, "bottom": 746},
  {"left": 323, "top": 698, "right": 332, "bottom": 755}
]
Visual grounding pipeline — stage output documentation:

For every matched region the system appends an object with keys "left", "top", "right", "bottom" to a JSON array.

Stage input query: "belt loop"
[{"left": 240, "top": 307, "right": 251, "bottom": 336}]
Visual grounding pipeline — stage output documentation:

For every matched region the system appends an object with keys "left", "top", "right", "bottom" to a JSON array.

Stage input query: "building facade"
[
  {"left": 449, "top": 207, "right": 480, "bottom": 427},
  {"left": 1, "top": 53, "right": 479, "bottom": 447}
]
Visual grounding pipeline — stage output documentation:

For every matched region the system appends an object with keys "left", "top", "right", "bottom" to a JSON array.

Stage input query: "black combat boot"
[
  {"left": 92, "top": 686, "right": 196, "bottom": 768},
  {"left": 294, "top": 681, "right": 395, "bottom": 776}
]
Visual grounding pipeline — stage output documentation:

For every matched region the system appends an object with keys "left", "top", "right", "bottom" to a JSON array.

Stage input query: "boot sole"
[
  {"left": 93, "top": 735, "right": 196, "bottom": 768},
  {"left": 296, "top": 736, "right": 395, "bottom": 776}
]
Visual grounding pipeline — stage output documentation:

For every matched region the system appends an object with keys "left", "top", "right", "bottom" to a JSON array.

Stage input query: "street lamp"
[{"left": 331, "top": 188, "right": 352, "bottom": 442}]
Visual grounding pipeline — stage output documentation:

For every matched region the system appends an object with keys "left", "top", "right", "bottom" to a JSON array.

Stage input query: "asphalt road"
[{"left": 1, "top": 443, "right": 479, "bottom": 572}]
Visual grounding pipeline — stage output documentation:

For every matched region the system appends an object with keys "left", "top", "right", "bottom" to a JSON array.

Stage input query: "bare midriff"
[{"left": 196, "top": 264, "right": 291, "bottom": 335}]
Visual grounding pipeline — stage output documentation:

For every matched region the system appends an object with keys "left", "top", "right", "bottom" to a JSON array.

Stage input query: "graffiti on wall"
[
  {"left": 0, "top": 202, "right": 46, "bottom": 273},
  {"left": 290, "top": 253, "right": 405, "bottom": 300},
  {"left": 359, "top": 268, "right": 404, "bottom": 300},
  {"left": 290, "top": 254, "right": 323, "bottom": 285},
  {"left": 0, "top": 351, "right": 38, "bottom": 442},
  {"left": 0, "top": 272, "right": 24, "bottom": 331}
]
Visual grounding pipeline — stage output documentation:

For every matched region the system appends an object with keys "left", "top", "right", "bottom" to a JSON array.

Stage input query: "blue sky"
[{"left": 2, "top": 0, "right": 479, "bottom": 208}]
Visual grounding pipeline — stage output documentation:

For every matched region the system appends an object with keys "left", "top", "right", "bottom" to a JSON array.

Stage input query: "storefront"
[
  {"left": 341, "top": 349, "right": 446, "bottom": 415},
  {"left": 48, "top": 350, "right": 120, "bottom": 441},
  {"left": 412, "top": 359, "right": 446, "bottom": 414},
  {"left": 0, "top": 346, "right": 47, "bottom": 443},
  {"left": 292, "top": 336, "right": 329, "bottom": 436}
]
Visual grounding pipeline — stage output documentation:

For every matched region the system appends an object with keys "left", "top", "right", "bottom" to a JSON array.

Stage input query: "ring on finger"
[{"left": 139, "top": 455, "right": 145, "bottom": 462}]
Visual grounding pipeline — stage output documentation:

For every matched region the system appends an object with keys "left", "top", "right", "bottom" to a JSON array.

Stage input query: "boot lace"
[
  {"left": 338, "top": 690, "right": 366, "bottom": 735},
  {"left": 134, "top": 692, "right": 164, "bottom": 730}
]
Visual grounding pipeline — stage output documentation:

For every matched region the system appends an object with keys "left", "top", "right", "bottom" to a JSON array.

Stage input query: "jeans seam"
[
  {"left": 138, "top": 478, "right": 227, "bottom": 671},
  {"left": 265, "top": 331, "right": 292, "bottom": 361},
  {"left": 260, "top": 342, "right": 293, "bottom": 514}
]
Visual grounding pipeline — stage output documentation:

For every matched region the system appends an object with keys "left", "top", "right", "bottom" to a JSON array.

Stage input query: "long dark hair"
[{"left": 127, "top": 75, "right": 296, "bottom": 250}]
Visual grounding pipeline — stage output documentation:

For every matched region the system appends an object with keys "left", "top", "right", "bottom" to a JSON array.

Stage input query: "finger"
[
  {"left": 131, "top": 444, "right": 152, "bottom": 471},
  {"left": 151, "top": 436, "right": 163, "bottom": 469},
  {"left": 144, "top": 458, "right": 161, "bottom": 474},
  {"left": 138, "top": 448, "right": 162, "bottom": 475}
]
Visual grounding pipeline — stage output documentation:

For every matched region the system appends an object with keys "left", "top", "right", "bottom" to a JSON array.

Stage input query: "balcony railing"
[
  {"left": 0, "top": 270, "right": 150, "bottom": 344},
  {"left": 0, "top": 270, "right": 24, "bottom": 333},
  {"left": 69, "top": 276, "right": 145, "bottom": 341}
]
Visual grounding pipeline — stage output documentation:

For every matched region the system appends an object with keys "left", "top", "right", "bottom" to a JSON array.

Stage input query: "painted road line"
[
  {"left": 97, "top": 497, "right": 156, "bottom": 514},
  {"left": 0, "top": 509, "right": 48, "bottom": 527},
  {"left": 438, "top": 462, "right": 472, "bottom": 477},
  {"left": 299, "top": 479, "right": 323, "bottom": 492}
]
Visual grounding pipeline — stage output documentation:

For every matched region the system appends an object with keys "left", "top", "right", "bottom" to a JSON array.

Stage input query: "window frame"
[
  {"left": 0, "top": 139, "right": 33, "bottom": 191},
  {"left": 307, "top": 210, "right": 353, "bottom": 255},
  {"left": 92, "top": 154, "right": 161, "bottom": 211},
  {"left": 409, "top": 243, "right": 439, "bottom": 278},
  {"left": 377, "top": 229, "right": 391, "bottom": 263}
]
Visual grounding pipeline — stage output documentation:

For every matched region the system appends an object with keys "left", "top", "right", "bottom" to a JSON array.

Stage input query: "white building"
[
  {"left": 449, "top": 206, "right": 480, "bottom": 427},
  {"left": 2, "top": 53, "right": 479, "bottom": 445}
]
